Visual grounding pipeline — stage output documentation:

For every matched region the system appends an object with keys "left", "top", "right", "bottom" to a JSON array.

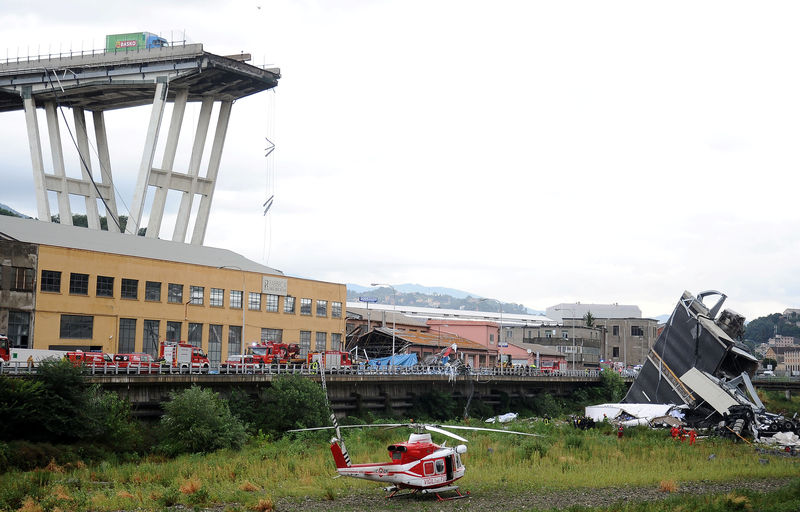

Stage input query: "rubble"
[{"left": 591, "top": 290, "right": 800, "bottom": 449}]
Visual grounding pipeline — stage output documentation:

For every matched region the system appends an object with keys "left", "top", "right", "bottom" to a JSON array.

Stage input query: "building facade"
[{"left": 0, "top": 216, "right": 346, "bottom": 364}]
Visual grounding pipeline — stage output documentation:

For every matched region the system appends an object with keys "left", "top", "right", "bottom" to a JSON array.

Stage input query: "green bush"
[
  {"left": 157, "top": 386, "right": 248, "bottom": 456},
  {"left": 260, "top": 375, "right": 330, "bottom": 435}
]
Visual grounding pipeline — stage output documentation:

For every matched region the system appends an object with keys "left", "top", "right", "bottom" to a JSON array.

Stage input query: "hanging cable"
[{"left": 45, "top": 69, "right": 123, "bottom": 232}]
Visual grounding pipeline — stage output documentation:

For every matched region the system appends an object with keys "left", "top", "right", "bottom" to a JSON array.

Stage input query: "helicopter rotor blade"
[
  {"left": 431, "top": 424, "right": 543, "bottom": 437},
  {"left": 287, "top": 423, "right": 406, "bottom": 434},
  {"left": 424, "top": 425, "right": 468, "bottom": 442}
]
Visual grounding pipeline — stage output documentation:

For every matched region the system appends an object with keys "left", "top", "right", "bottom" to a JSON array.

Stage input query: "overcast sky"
[{"left": 2, "top": 1, "right": 799, "bottom": 320}]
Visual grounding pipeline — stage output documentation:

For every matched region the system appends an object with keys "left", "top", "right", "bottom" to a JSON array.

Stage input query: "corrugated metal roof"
[
  {"left": 0, "top": 216, "right": 283, "bottom": 275},
  {"left": 347, "top": 306, "right": 429, "bottom": 327},
  {"left": 378, "top": 327, "right": 488, "bottom": 352},
  {"left": 345, "top": 302, "right": 556, "bottom": 326}
]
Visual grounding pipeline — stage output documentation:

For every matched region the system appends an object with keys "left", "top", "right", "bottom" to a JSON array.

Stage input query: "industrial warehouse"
[{"left": 0, "top": 215, "right": 346, "bottom": 364}]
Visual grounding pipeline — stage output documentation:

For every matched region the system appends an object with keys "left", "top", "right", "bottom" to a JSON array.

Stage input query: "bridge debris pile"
[{"left": 592, "top": 290, "right": 800, "bottom": 447}]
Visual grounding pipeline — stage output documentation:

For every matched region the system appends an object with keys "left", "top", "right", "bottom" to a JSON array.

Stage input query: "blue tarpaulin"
[{"left": 366, "top": 353, "right": 418, "bottom": 367}]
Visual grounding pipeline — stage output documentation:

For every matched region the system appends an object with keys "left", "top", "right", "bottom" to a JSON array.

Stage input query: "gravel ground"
[{"left": 273, "top": 478, "right": 798, "bottom": 512}]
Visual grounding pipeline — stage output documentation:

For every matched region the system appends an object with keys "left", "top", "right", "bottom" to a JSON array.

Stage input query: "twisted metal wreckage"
[{"left": 588, "top": 290, "right": 800, "bottom": 451}]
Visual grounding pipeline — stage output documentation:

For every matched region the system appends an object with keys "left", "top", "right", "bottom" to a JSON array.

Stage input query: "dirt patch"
[{"left": 274, "top": 478, "right": 798, "bottom": 511}]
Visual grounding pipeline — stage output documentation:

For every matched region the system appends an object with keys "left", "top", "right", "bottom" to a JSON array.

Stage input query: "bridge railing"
[{"left": 0, "top": 361, "right": 603, "bottom": 379}]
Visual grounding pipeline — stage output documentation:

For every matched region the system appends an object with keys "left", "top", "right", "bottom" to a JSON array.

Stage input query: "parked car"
[
  {"left": 113, "top": 353, "right": 161, "bottom": 372},
  {"left": 65, "top": 351, "right": 115, "bottom": 368}
]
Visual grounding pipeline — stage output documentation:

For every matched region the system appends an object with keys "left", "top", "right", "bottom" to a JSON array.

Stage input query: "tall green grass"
[{"left": 0, "top": 420, "right": 797, "bottom": 511}]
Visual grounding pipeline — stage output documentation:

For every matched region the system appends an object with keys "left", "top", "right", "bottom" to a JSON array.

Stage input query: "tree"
[
  {"left": 584, "top": 311, "right": 596, "bottom": 328},
  {"left": 158, "top": 386, "right": 247, "bottom": 456},
  {"left": 762, "top": 358, "right": 777, "bottom": 369},
  {"left": 260, "top": 375, "right": 330, "bottom": 435}
]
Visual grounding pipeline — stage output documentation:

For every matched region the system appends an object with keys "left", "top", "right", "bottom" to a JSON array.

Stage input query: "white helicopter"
[{"left": 289, "top": 415, "right": 541, "bottom": 500}]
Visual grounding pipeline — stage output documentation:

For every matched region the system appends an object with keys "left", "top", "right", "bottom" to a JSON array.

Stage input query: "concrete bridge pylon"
[{"left": 0, "top": 44, "right": 279, "bottom": 244}]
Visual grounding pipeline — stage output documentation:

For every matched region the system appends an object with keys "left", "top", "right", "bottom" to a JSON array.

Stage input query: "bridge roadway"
[
  {"left": 81, "top": 367, "right": 604, "bottom": 417},
  {"left": 4, "top": 364, "right": 795, "bottom": 417}
]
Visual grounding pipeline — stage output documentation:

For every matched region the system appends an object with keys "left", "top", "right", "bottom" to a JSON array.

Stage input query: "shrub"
[
  {"left": 260, "top": 376, "right": 330, "bottom": 435},
  {"left": 157, "top": 386, "right": 248, "bottom": 456}
]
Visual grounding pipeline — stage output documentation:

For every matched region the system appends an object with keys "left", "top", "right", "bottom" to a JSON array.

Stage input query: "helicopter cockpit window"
[
  {"left": 435, "top": 459, "right": 445, "bottom": 474},
  {"left": 423, "top": 461, "right": 434, "bottom": 476}
]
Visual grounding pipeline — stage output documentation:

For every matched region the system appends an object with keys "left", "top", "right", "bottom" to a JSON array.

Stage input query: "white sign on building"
[{"left": 262, "top": 276, "right": 288, "bottom": 296}]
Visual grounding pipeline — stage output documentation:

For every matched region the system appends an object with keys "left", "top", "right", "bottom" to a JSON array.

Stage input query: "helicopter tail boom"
[{"left": 330, "top": 439, "right": 351, "bottom": 468}]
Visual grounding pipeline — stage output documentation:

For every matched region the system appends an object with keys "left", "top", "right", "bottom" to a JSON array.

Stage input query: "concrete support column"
[
  {"left": 23, "top": 88, "right": 51, "bottom": 221},
  {"left": 44, "top": 101, "right": 73, "bottom": 225},
  {"left": 173, "top": 95, "right": 213, "bottom": 242},
  {"left": 129, "top": 78, "right": 168, "bottom": 236},
  {"left": 191, "top": 99, "right": 232, "bottom": 245},
  {"left": 148, "top": 88, "right": 189, "bottom": 238},
  {"left": 73, "top": 107, "right": 101, "bottom": 229},
  {"left": 92, "top": 110, "right": 121, "bottom": 232}
]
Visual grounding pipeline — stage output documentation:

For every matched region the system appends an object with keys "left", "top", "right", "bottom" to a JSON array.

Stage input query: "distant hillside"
[
  {"left": 347, "top": 285, "right": 538, "bottom": 315},
  {"left": 0, "top": 203, "right": 31, "bottom": 218}
]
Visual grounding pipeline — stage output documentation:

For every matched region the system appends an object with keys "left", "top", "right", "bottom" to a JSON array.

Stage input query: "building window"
[
  {"left": 284, "top": 296, "right": 295, "bottom": 314},
  {"left": 168, "top": 283, "right": 183, "bottom": 303},
  {"left": 188, "top": 322, "right": 203, "bottom": 347},
  {"left": 121, "top": 279, "right": 138, "bottom": 299},
  {"left": 631, "top": 325, "right": 644, "bottom": 337},
  {"left": 210, "top": 288, "right": 224, "bottom": 307},
  {"left": 261, "top": 328, "right": 283, "bottom": 343},
  {"left": 248, "top": 292, "right": 261, "bottom": 310},
  {"left": 12, "top": 267, "right": 34, "bottom": 291},
  {"left": 331, "top": 301, "right": 342, "bottom": 318},
  {"left": 8, "top": 311, "right": 30, "bottom": 348},
  {"left": 562, "top": 330, "right": 569, "bottom": 339},
  {"left": 166, "top": 321, "right": 182, "bottom": 343},
  {"left": 265, "top": 294, "right": 279, "bottom": 313},
  {"left": 41, "top": 270, "right": 61, "bottom": 292},
  {"left": 300, "top": 298, "right": 312, "bottom": 316},
  {"left": 60, "top": 314, "right": 93, "bottom": 339},
  {"left": 230, "top": 290, "right": 243, "bottom": 309},
  {"left": 208, "top": 325, "right": 222, "bottom": 365},
  {"left": 97, "top": 276, "right": 114, "bottom": 297},
  {"left": 331, "top": 333, "right": 342, "bottom": 351},
  {"left": 145, "top": 281, "right": 161, "bottom": 301},
  {"left": 299, "top": 330, "right": 311, "bottom": 356},
  {"left": 228, "top": 325, "right": 242, "bottom": 359},
  {"left": 316, "top": 300, "right": 328, "bottom": 317},
  {"left": 68, "top": 273, "right": 89, "bottom": 295},
  {"left": 143, "top": 320, "right": 159, "bottom": 358},
  {"left": 118, "top": 318, "right": 136, "bottom": 353},
  {"left": 612, "top": 325, "right": 619, "bottom": 336},
  {"left": 315, "top": 332, "right": 327, "bottom": 351},
  {"left": 190, "top": 286, "right": 204, "bottom": 305},
  {"left": 612, "top": 346, "right": 620, "bottom": 358},
  {"left": 489, "top": 333, "right": 495, "bottom": 343}
]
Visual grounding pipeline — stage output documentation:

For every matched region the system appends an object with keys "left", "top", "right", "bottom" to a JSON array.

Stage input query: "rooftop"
[{"left": 0, "top": 215, "right": 282, "bottom": 275}]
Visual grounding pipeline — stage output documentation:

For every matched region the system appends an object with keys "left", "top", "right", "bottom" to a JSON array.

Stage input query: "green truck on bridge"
[{"left": 105, "top": 32, "right": 168, "bottom": 52}]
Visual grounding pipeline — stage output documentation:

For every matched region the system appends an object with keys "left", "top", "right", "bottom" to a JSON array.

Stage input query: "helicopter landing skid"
[{"left": 385, "top": 486, "right": 470, "bottom": 501}]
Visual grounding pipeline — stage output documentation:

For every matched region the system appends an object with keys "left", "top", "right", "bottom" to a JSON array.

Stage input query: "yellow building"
[{"left": 0, "top": 215, "right": 346, "bottom": 364}]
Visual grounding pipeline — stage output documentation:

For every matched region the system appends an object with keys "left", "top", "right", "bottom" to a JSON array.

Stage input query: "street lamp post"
[
  {"left": 371, "top": 283, "right": 396, "bottom": 367},
  {"left": 219, "top": 266, "right": 246, "bottom": 358},
  {"left": 480, "top": 298, "right": 503, "bottom": 367},
  {"left": 555, "top": 307, "right": 576, "bottom": 371}
]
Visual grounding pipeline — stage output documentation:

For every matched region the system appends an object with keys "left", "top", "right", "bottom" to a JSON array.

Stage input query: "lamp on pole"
[
  {"left": 219, "top": 265, "right": 246, "bottom": 358},
  {"left": 371, "top": 283, "right": 396, "bottom": 366},
  {"left": 555, "top": 306, "right": 576, "bottom": 371},
  {"left": 480, "top": 298, "right": 504, "bottom": 366}
]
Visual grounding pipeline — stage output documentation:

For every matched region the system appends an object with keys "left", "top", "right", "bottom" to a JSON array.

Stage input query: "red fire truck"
[
  {"left": 245, "top": 341, "right": 304, "bottom": 365},
  {"left": 159, "top": 341, "right": 210, "bottom": 370}
]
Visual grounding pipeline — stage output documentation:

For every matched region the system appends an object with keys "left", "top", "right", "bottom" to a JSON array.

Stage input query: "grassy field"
[{"left": 1, "top": 419, "right": 798, "bottom": 511}]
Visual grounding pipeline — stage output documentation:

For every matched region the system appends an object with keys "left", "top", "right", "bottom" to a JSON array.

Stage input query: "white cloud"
[{"left": 2, "top": 1, "right": 800, "bottom": 320}]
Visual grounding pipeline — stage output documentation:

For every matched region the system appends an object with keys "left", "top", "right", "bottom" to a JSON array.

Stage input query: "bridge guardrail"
[{"left": 0, "top": 361, "right": 604, "bottom": 379}]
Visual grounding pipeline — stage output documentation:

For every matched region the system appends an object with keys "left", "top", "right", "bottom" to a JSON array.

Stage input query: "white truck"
[{"left": 7, "top": 348, "right": 68, "bottom": 365}]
